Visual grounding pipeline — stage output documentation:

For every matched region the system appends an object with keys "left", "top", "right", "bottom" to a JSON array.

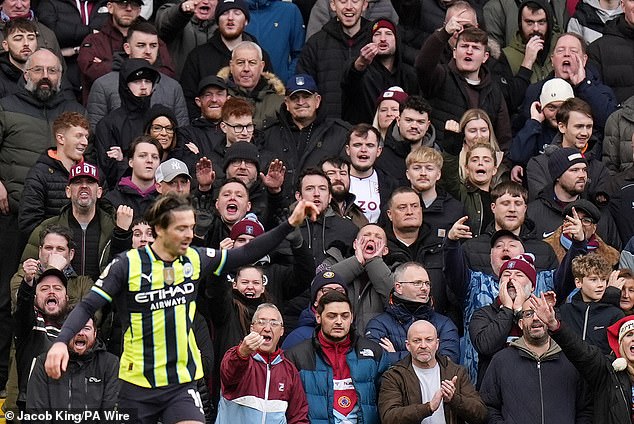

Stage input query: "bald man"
[{"left": 378, "top": 320, "right": 487, "bottom": 424}]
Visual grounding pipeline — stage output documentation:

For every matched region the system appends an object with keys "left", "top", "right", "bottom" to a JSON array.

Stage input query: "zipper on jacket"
[
  {"left": 582, "top": 304, "right": 590, "bottom": 340},
  {"left": 537, "top": 361, "right": 544, "bottom": 424},
  {"left": 262, "top": 362, "right": 271, "bottom": 424},
  {"left": 81, "top": 228, "right": 87, "bottom": 275}
]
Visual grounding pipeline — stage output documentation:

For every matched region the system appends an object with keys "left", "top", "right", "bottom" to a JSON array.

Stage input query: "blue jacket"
[
  {"left": 508, "top": 118, "right": 558, "bottom": 166},
  {"left": 285, "top": 331, "right": 389, "bottom": 424},
  {"left": 281, "top": 307, "right": 316, "bottom": 351},
  {"left": 365, "top": 294, "right": 460, "bottom": 364},
  {"left": 246, "top": 0, "right": 305, "bottom": 82},
  {"left": 443, "top": 238, "right": 555, "bottom": 383}
]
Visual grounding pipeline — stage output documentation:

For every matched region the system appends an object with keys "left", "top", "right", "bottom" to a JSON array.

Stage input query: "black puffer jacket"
[
  {"left": 18, "top": 148, "right": 72, "bottom": 236},
  {"left": 297, "top": 17, "right": 372, "bottom": 119},
  {"left": 259, "top": 106, "right": 350, "bottom": 197},
  {"left": 340, "top": 17, "right": 420, "bottom": 125},
  {"left": 26, "top": 339, "right": 119, "bottom": 412},
  {"left": 461, "top": 219, "right": 559, "bottom": 274},
  {"left": 588, "top": 16, "right": 634, "bottom": 103},
  {"left": 93, "top": 59, "right": 155, "bottom": 189},
  {"left": 0, "top": 85, "right": 85, "bottom": 213},
  {"left": 550, "top": 323, "right": 632, "bottom": 424},
  {"left": 415, "top": 29, "right": 511, "bottom": 151}
]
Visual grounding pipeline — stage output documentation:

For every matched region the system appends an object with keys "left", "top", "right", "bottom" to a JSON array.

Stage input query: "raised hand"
[{"left": 448, "top": 216, "right": 472, "bottom": 241}]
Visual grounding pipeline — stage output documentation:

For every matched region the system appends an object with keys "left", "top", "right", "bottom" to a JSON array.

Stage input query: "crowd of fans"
[{"left": 1, "top": 0, "right": 634, "bottom": 421}]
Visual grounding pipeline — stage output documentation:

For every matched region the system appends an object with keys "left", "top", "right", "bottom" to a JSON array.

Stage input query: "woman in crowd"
[{"left": 372, "top": 87, "right": 408, "bottom": 140}]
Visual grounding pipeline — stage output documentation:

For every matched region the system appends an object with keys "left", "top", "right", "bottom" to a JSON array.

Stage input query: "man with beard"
[
  {"left": 527, "top": 147, "right": 619, "bottom": 247},
  {"left": 526, "top": 97, "right": 611, "bottom": 202},
  {"left": 260, "top": 74, "right": 350, "bottom": 198},
  {"left": 500, "top": 0, "right": 557, "bottom": 85},
  {"left": 365, "top": 262, "right": 459, "bottom": 363},
  {"left": 26, "top": 316, "right": 120, "bottom": 412},
  {"left": 14, "top": 268, "right": 69, "bottom": 411},
  {"left": 480, "top": 298, "right": 591, "bottom": 423},
  {"left": 0, "top": 19, "right": 37, "bottom": 97},
  {"left": 293, "top": 167, "right": 359, "bottom": 265},
  {"left": 346, "top": 123, "right": 398, "bottom": 223},
  {"left": 320, "top": 156, "right": 368, "bottom": 228},
  {"left": 21, "top": 162, "right": 115, "bottom": 281},
  {"left": 0, "top": 49, "right": 83, "bottom": 400},
  {"left": 376, "top": 96, "right": 439, "bottom": 186},
  {"left": 341, "top": 18, "right": 419, "bottom": 125},
  {"left": 378, "top": 320, "right": 487, "bottom": 424},
  {"left": 444, "top": 226, "right": 557, "bottom": 383},
  {"left": 181, "top": 0, "right": 272, "bottom": 119},
  {"left": 78, "top": 0, "right": 175, "bottom": 103},
  {"left": 285, "top": 290, "right": 389, "bottom": 424}
]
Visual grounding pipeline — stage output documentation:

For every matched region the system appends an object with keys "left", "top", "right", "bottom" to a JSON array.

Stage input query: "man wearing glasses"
[
  {"left": 365, "top": 262, "right": 459, "bottom": 364},
  {"left": 216, "top": 303, "right": 309, "bottom": 423},
  {"left": 480, "top": 298, "right": 592, "bottom": 424}
]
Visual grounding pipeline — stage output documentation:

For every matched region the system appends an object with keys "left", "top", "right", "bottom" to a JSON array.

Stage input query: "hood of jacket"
[
  {"left": 516, "top": 0, "right": 556, "bottom": 64},
  {"left": 218, "top": 66, "right": 285, "bottom": 99},
  {"left": 510, "top": 335, "right": 563, "bottom": 361},
  {"left": 0, "top": 51, "right": 23, "bottom": 82},
  {"left": 118, "top": 58, "right": 158, "bottom": 113},
  {"left": 386, "top": 291, "right": 434, "bottom": 322}
]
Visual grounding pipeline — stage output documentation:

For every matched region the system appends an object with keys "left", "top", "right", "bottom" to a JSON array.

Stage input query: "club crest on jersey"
[
  {"left": 206, "top": 248, "right": 216, "bottom": 258},
  {"left": 338, "top": 396, "right": 351, "bottom": 408},
  {"left": 183, "top": 263, "right": 194, "bottom": 278}
]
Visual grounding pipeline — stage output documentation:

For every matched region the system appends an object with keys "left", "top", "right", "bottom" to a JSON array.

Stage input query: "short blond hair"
[{"left": 406, "top": 146, "right": 443, "bottom": 168}]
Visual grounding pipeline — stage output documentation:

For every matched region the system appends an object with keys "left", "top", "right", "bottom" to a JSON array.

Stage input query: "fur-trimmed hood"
[{"left": 217, "top": 66, "right": 286, "bottom": 96}]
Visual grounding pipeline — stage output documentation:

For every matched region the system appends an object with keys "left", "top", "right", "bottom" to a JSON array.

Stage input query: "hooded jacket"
[
  {"left": 93, "top": 59, "right": 157, "bottom": 189},
  {"left": 0, "top": 82, "right": 85, "bottom": 213},
  {"left": 378, "top": 354, "right": 487, "bottom": 424},
  {"left": 602, "top": 94, "right": 634, "bottom": 175},
  {"left": 26, "top": 339, "right": 119, "bottom": 413},
  {"left": 78, "top": 17, "right": 175, "bottom": 103},
  {"left": 87, "top": 52, "right": 189, "bottom": 129},
  {"left": 340, "top": 18, "right": 419, "bottom": 125},
  {"left": 104, "top": 177, "right": 159, "bottom": 220},
  {"left": 245, "top": 0, "right": 305, "bottom": 83},
  {"left": 480, "top": 336, "right": 591, "bottom": 424},
  {"left": 218, "top": 65, "right": 284, "bottom": 130},
  {"left": 527, "top": 184, "right": 621, "bottom": 249},
  {"left": 567, "top": 0, "right": 623, "bottom": 44},
  {"left": 365, "top": 292, "right": 460, "bottom": 363},
  {"left": 298, "top": 206, "right": 359, "bottom": 265},
  {"left": 525, "top": 135, "right": 610, "bottom": 203},
  {"left": 501, "top": 0, "right": 556, "bottom": 83},
  {"left": 297, "top": 17, "right": 373, "bottom": 119},
  {"left": 0, "top": 51, "right": 25, "bottom": 98},
  {"left": 18, "top": 148, "right": 73, "bottom": 236}
]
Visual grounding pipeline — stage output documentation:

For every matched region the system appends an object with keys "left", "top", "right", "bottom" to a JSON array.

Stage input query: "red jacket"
[{"left": 218, "top": 345, "right": 309, "bottom": 424}]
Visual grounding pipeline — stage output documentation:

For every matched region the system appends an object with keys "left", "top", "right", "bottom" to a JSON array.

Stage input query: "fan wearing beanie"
[
  {"left": 530, "top": 295, "right": 634, "bottom": 424},
  {"left": 469, "top": 253, "right": 552, "bottom": 387},
  {"left": 341, "top": 18, "right": 419, "bottom": 125}
]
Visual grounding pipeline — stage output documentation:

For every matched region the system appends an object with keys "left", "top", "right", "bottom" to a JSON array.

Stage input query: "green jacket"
[{"left": 502, "top": 32, "right": 554, "bottom": 84}]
